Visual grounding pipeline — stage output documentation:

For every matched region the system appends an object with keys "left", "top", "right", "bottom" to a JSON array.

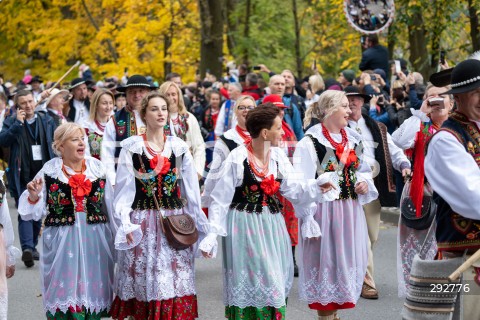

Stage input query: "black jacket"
[{"left": 359, "top": 45, "right": 389, "bottom": 77}]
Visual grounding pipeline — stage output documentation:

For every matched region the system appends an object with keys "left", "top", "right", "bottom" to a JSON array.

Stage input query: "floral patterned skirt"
[
  {"left": 276, "top": 193, "right": 298, "bottom": 246},
  {"left": 46, "top": 306, "right": 109, "bottom": 319},
  {"left": 225, "top": 305, "right": 285, "bottom": 320},
  {"left": 113, "top": 209, "right": 197, "bottom": 319},
  {"left": 222, "top": 207, "right": 293, "bottom": 310},
  {"left": 110, "top": 295, "right": 198, "bottom": 320}
]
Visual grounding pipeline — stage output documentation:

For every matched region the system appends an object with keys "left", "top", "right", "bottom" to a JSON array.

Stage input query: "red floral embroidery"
[
  {"left": 250, "top": 185, "right": 258, "bottom": 191},
  {"left": 60, "top": 199, "right": 70, "bottom": 205},
  {"left": 99, "top": 180, "right": 105, "bottom": 188},
  {"left": 335, "top": 145, "right": 358, "bottom": 167},
  {"left": 50, "top": 184, "right": 59, "bottom": 192},
  {"left": 149, "top": 155, "right": 171, "bottom": 175},
  {"left": 260, "top": 174, "right": 280, "bottom": 196}
]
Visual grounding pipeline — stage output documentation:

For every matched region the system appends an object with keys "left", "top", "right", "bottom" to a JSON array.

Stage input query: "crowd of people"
[{"left": 0, "top": 43, "right": 479, "bottom": 320}]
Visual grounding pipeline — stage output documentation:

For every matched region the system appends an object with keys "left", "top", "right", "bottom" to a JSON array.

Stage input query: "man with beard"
[{"left": 67, "top": 78, "right": 91, "bottom": 126}]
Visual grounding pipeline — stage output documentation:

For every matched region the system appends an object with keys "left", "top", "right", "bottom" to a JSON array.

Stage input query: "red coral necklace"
[
  {"left": 246, "top": 142, "right": 270, "bottom": 178},
  {"left": 235, "top": 125, "right": 252, "bottom": 144},
  {"left": 62, "top": 159, "right": 86, "bottom": 178},
  {"left": 142, "top": 133, "right": 166, "bottom": 156},
  {"left": 322, "top": 125, "right": 348, "bottom": 149}
]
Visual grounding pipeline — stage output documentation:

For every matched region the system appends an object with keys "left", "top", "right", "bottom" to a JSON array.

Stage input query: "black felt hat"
[
  {"left": 116, "top": 75, "right": 157, "bottom": 92},
  {"left": 430, "top": 59, "right": 480, "bottom": 94},
  {"left": 69, "top": 78, "right": 92, "bottom": 90},
  {"left": 343, "top": 85, "right": 371, "bottom": 102}
]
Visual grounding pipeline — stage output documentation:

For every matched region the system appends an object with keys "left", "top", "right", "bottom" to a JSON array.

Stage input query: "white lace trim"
[
  {"left": 301, "top": 216, "right": 321, "bottom": 238},
  {"left": 299, "top": 267, "right": 363, "bottom": 305},
  {"left": 44, "top": 298, "right": 111, "bottom": 314},
  {"left": 198, "top": 233, "right": 218, "bottom": 258},
  {"left": 224, "top": 269, "right": 290, "bottom": 309},
  {"left": 0, "top": 293, "right": 7, "bottom": 320},
  {"left": 115, "top": 223, "right": 143, "bottom": 250},
  {"left": 316, "top": 172, "right": 341, "bottom": 202},
  {"left": 7, "top": 246, "right": 21, "bottom": 266},
  {"left": 410, "top": 108, "right": 430, "bottom": 122},
  {"left": 39, "top": 157, "right": 106, "bottom": 180}
]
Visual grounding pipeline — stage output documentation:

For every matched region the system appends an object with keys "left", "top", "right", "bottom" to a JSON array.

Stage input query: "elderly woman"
[
  {"left": 0, "top": 172, "right": 20, "bottom": 320},
  {"left": 200, "top": 105, "right": 337, "bottom": 320},
  {"left": 296, "top": 90, "right": 378, "bottom": 320},
  {"left": 110, "top": 92, "right": 210, "bottom": 320},
  {"left": 44, "top": 88, "right": 69, "bottom": 127},
  {"left": 202, "top": 95, "right": 256, "bottom": 209},
  {"left": 392, "top": 84, "right": 454, "bottom": 297},
  {"left": 18, "top": 122, "right": 116, "bottom": 319},
  {"left": 84, "top": 89, "right": 115, "bottom": 160},
  {"left": 159, "top": 81, "right": 206, "bottom": 178}
]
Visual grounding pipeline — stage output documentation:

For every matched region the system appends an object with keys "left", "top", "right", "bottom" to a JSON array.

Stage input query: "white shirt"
[
  {"left": 0, "top": 109, "right": 5, "bottom": 131},
  {"left": 72, "top": 99, "right": 90, "bottom": 126},
  {"left": 0, "top": 171, "right": 21, "bottom": 266}
]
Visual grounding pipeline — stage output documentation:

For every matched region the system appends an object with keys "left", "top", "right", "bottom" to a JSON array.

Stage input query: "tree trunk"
[
  {"left": 241, "top": 0, "right": 251, "bottom": 64},
  {"left": 469, "top": 0, "right": 480, "bottom": 52},
  {"left": 199, "top": 0, "right": 224, "bottom": 79},
  {"left": 164, "top": 35, "right": 172, "bottom": 78},
  {"left": 224, "top": 0, "right": 238, "bottom": 59},
  {"left": 407, "top": 11, "right": 432, "bottom": 79},
  {"left": 292, "top": 0, "right": 302, "bottom": 78}
]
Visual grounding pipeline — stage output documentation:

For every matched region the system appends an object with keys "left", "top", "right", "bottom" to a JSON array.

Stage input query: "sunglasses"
[{"left": 237, "top": 105, "right": 255, "bottom": 111}]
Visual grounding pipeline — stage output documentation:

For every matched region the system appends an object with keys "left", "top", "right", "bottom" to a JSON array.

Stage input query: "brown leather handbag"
[{"left": 139, "top": 154, "right": 199, "bottom": 250}]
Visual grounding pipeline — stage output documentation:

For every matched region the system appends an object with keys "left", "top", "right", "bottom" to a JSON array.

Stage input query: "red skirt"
[
  {"left": 308, "top": 302, "right": 355, "bottom": 311},
  {"left": 110, "top": 295, "right": 198, "bottom": 320}
]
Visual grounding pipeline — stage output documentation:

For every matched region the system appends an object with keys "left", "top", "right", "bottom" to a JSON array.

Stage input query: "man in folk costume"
[
  {"left": 425, "top": 57, "right": 480, "bottom": 319},
  {"left": 344, "top": 86, "right": 411, "bottom": 299},
  {"left": 67, "top": 77, "right": 91, "bottom": 126},
  {"left": 101, "top": 75, "right": 156, "bottom": 183}
]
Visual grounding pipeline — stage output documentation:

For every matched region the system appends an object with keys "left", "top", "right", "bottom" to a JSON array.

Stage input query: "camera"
[
  {"left": 253, "top": 66, "right": 261, "bottom": 71},
  {"left": 428, "top": 97, "right": 445, "bottom": 109},
  {"left": 371, "top": 75, "right": 377, "bottom": 81},
  {"left": 440, "top": 51, "right": 446, "bottom": 65}
]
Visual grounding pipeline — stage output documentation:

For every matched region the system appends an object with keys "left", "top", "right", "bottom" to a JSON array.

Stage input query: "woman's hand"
[
  {"left": 201, "top": 250, "right": 213, "bottom": 258},
  {"left": 419, "top": 99, "right": 432, "bottom": 115},
  {"left": 126, "top": 232, "right": 134, "bottom": 245},
  {"left": 319, "top": 181, "right": 337, "bottom": 193},
  {"left": 355, "top": 181, "right": 368, "bottom": 195},
  {"left": 27, "top": 178, "right": 43, "bottom": 202},
  {"left": 6, "top": 265, "right": 15, "bottom": 279}
]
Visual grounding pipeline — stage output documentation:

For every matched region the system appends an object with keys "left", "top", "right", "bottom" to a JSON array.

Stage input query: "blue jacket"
[
  {"left": 0, "top": 112, "right": 56, "bottom": 199},
  {"left": 282, "top": 95, "right": 304, "bottom": 140}
]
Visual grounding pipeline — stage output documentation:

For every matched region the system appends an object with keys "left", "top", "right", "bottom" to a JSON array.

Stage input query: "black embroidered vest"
[
  {"left": 219, "top": 135, "right": 239, "bottom": 152},
  {"left": 230, "top": 159, "right": 282, "bottom": 214},
  {"left": 360, "top": 116, "right": 397, "bottom": 207},
  {"left": 131, "top": 152, "right": 186, "bottom": 210},
  {"left": 44, "top": 175, "right": 108, "bottom": 227},
  {"left": 431, "top": 112, "right": 480, "bottom": 252},
  {"left": 307, "top": 134, "right": 360, "bottom": 200},
  {"left": 113, "top": 108, "right": 137, "bottom": 159}
]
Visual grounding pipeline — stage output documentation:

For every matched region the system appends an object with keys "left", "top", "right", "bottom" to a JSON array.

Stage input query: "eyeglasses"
[{"left": 237, "top": 105, "right": 255, "bottom": 111}]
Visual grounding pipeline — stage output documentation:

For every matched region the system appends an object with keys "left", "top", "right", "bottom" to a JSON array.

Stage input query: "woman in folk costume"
[
  {"left": 159, "top": 81, "right": 206, "bottom": 179},
  {"left": 391, "top": 84, "right": 454, "bottom": 297},
  {"left": 18, "top": 122, "right": 116, "bottom": 319},
  {"left": 202, "top": 95, "right": 256, "bottom": 211},
  {"left": 110, "top": 92, "right": 210, "bottom": 320},
  {"left": 0, "top": 172, "right": 20, "bottom": 320},
  {"left": 295, "top": 90, "right": 378, "bottom": 320},
  {"left": 199, "top": 105, "right": 338, "bottom": 320},
  {"left": 84, "top": 89, "right": 115, "bottom": 160},
  {"left": 262, "top": 94, "right": 301, "bottom": 276}
]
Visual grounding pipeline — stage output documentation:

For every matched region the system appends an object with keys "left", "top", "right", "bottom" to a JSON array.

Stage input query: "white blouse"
[
  {"left": 0, "top": 171, "right": 21, "bottom": 266},
  {"left": 391, "top": 109, "right": 430, "bottom": 150},
  {"left": 293, "top": 124, "right": 379, "bottom": 210},
  {"left": 113, "top": 135, "right": 210, "bottom": 250}
]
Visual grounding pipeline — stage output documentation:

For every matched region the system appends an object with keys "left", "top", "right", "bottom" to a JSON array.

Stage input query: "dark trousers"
[{"left": 15, "top": 197, "right": 42, "bottom": 252}]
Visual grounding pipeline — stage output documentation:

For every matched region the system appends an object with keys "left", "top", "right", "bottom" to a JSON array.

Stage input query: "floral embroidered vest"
[
  {"left": 307, "top": 134, "right": 361, "bottom": 200},
  {"left": 131, "top": 152, "right": 186, "bottom": 210},
  {"left": 430, "top": 112, "right": 480, "bottom": 252},
  {"left": 44, "top": 175, "right": 108, "bottom": 227},
  {"left": 113, "top": 108, "right": 137, "bottom": 159},
  {"left": 86, "top": 128, "right": 103, "bottom": 160},
  {"left": 230, "top": 159, "right": 282, "bottom": 214}
]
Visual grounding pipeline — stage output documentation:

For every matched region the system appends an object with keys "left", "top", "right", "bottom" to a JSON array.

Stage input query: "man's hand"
[
  {"left": 402, "top": 168, "right": 412, "bottom": 178},
  {"left": 406, "top": 73, "right": 415, "bottom": 86},
  {"left": 361, "top": 73, "right": 372, "bottom": 85},
  {"left": 397, "top": 70, "right": 407, "bottom": 82},
  {"left": 16, "top": 109, "right": 26, "bottom": 123},
  {"left": 258, "top": 64, "right": 271, "bottom": 73}
]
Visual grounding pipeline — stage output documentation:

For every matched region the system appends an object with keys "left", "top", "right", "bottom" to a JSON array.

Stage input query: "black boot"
[{"left": 293, "top": 246, "right": 299, "bottom": 277}]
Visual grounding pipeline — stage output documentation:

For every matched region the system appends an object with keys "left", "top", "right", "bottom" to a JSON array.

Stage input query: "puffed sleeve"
[
  {"left": 198, "top": 151, "right": 240, "bottom": 257},
  {"left": 0, "top": 178, "right": 21, "bottom": 266},
  {"left": 101, "top": 118, "right": 117, "bottom": 184},
  {"left": 425, "top": 132, "right": 480, "bottom": 218},
  {"left": 186, "top": 114, "right": 206, "bottom": 176},
  {"left": 18, "top": 170, "right": 47, "bottom": 221},
  {"left": 391, "top": 109, "right": 426, "bottom": 150},
  {"left": 113, "top": 148, "right": 143, "bottom": 250},
  {"left": 292, "top": 138, "right": 341, "bottom": 238},
  {"left": 202, "top": 139, "right": 230, "bottom": 208},
  {"left": 178, "top": 150, "right": 211, "bottom": 257}
]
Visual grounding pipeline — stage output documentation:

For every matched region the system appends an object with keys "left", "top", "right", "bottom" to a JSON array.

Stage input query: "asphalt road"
[{"left": 6, "top": 195, "right": 404, "bottom": 319}]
